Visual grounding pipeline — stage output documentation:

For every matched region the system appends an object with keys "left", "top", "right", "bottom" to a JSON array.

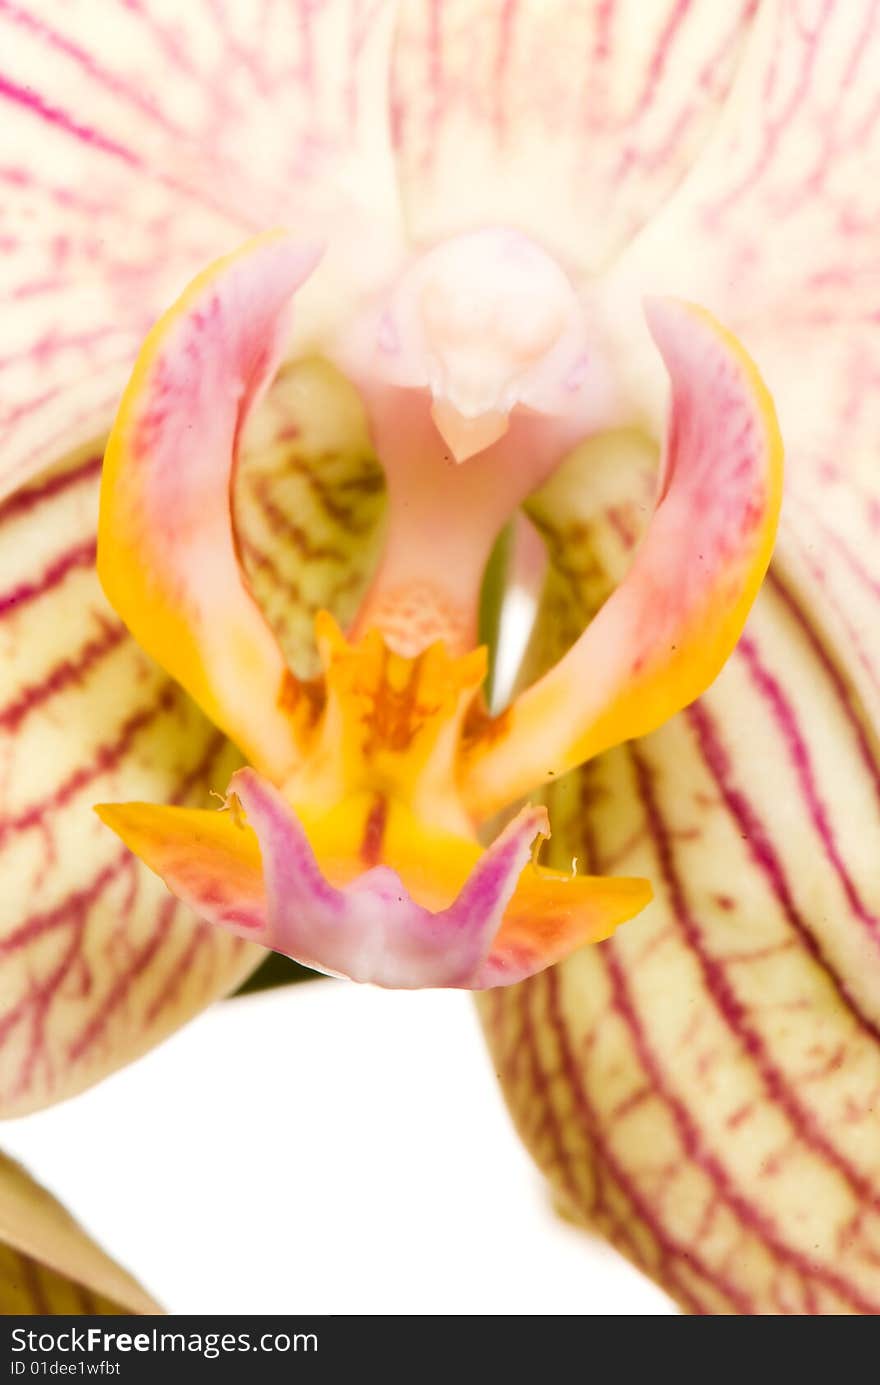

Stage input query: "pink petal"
[
  {"left": 0, "top": 0, "right": 402, "bottom": 500},
  {"left": 232, "top": 769, "right": 547, "bottom": 989},
  {"left": 391, "top": 1, "right": 759, "bottom": 272},
  {"left": 485, "top": 578, "right": 880, "bottom": 1313},
  {"left": 98, "top": 233, "right": 319, "bottom": 778},
  {"left": 465, "top": 298, "right": 783, "bottom": 816},
  {"left": 97, "top": 770, "right": 652, "bottom": 992},
  {"left": 606, "top": 2, "right": 880, "bottom": 791},
  {"left": 480, "top": 373, "right": 880, "bottom": 1315}
]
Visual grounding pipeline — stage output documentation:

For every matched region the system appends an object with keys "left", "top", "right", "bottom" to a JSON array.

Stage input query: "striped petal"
[
  {"left": 0, "top": 451, "right": 260, "bottom": 1117},
  {"left": 98, "top": 233, "right": 320, "bottom": 778},
  {"left": 0, "top": 1150, "right": 159, "bottom": 1314},
  {"left": 0, "top": 0, "right": 402, "bottom": 500},
  {"left": 606, "top": 0, "right": 880, "bottom": 382},
  {"left": 391, "top": 0, "right": 759, "bottom": 271},
  {"left": 478, "top": 1, "right": 880, "bottom": 1314},
  {"left": 97, "top": 769, "right": 650, "bottom": 990},
  {"left": 603, "top": 0, "right": 880, "bottom": 786},
  {"left": 481, "top": 429, "right": 880, "bottom": 1315},
  {"left": 464, "top": 298, "right": 783, "bottom": 818}
]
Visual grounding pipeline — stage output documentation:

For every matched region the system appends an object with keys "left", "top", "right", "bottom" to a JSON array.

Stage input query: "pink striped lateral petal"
[
  {"left": 391, "top": 0, "right": 759, "bottom": 272},
  {"left": 0, "top": 0, "right": 403, "bottom": 500},
  {"left": 605, "top": 0, "right": 880, "bottom": 416},
  {"left": 0, "top": 1151, "right": 160, "bottom": 1314},
  {"left": 464, "top": 299, "right": 783, "bottom": 818},
  {"left": 97, "top": 769, "right": 652, "bottom": 991},
  {"left": 98, "top": 233, "right": 320, "bottom": 779},
  {"left": 484, "top": 589, "right": 880, "bottom": 1315},
  {"left": 480, "top": 443, "right": 880, "bottom": 1315},
  {"left": 599, "top": 0, "right": 880, "bottom": 766},
  {"left": 0, "top": 451, "right": 259, "bottom": 1118}
]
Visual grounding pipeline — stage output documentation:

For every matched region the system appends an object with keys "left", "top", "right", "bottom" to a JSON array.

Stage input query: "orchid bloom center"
[{"left": 95, "top": 232, "right": 782, "bottom": 991}]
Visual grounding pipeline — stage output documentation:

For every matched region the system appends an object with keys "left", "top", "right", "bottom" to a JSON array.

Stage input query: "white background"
[{"left": 3, "top": 983, "right": 675, "bottom": 1315}]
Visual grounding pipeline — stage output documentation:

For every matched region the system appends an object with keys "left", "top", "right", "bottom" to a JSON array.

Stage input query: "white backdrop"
[{"left": 3, "top": 982, "right": 675, "bottom": 1315}]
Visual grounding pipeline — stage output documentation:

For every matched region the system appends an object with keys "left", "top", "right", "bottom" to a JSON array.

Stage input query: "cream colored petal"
[
  {"left": 0, "top": 450, "right": 261, "bottom": 1117},
  {"left": 392, "top": 0, "right": 759, "bottom": 271},
  {"left": 481, "top": 440, "right": 880, "bottom": 1315},
  {"left": 0, "top": 0, "right": 403, "bottom": 500},
  {"left": 0, "top": 1152, "right": 160, "bottom": 1314}
]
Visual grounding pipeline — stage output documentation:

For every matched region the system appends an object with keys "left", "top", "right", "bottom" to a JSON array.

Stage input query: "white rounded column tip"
[{"left": 430, "top": 397, "right": 510, "bottom": 462}]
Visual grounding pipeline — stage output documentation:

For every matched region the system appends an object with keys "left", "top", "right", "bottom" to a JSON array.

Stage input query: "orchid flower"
[{"left": 0, "top": 0, "right": 867, "bottom": 1318}]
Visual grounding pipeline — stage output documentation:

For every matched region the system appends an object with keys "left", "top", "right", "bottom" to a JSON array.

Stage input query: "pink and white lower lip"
[
  {"left": 96, "top": 746, "right": 654, "bottom": 992},
  {"left": 155, "top": 766, "right": 551, "bottom": 990}
]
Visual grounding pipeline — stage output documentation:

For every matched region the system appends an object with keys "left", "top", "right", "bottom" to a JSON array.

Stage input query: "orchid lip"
[
  {"left": 97, "top": 761, "right": 652, "bottom": 991},
  {"left": 96, "top": 612, "right": 652, "bottom": 990}
]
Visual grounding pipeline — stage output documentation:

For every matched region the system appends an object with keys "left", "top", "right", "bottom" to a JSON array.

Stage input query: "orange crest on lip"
[{"left": 285, "top": 612, "right": 487, "bottom": 834}]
